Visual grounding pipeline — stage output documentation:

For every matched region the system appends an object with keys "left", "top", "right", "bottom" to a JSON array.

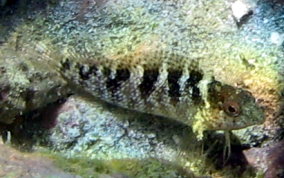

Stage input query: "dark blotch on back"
[
  {"left": 61, "top": 58, "right": 71, "bottom": 71},
  {"left": 106, "top": 69, "right": 130, "bottom": 94},
  {"left": 192, "top": 87, "right": 201, "bottom": 100},
  {"left": 103, "top": 67, "right": 111, "bottom": 77},
  {"left": 185, "top": 71, "right": 203, "bottom": 102},
  {"left": 186, "top": 71, "right": 203, "bottom": 87},
  {"left": 79, "top": 64, "right": 98, "bottom": 80},
  {"left": 139, "top": 69, "right": 159, "bottom": 97},
  {"left": 167, "top": 70, "right": 182, "bottom": 98}
]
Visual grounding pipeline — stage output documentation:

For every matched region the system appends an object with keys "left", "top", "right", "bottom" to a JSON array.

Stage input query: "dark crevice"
[{"left": 0, "top": 85, "right": 10, "bottom": 102}]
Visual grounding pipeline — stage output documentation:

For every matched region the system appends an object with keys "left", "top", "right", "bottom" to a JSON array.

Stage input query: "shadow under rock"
[
  {"left": 203, "top": 132, "right": 252, "bottom": 171},
  {"left": 0, "top": 98, "right": 66, "bottom": 151}
]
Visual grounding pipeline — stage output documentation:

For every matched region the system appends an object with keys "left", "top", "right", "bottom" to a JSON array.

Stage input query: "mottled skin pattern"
[
  {"left": 1, "top": 0, "right": 283, "bottom": 137},
  {"left": 52, "top": 0, "right": 264, "bottom": 136}
]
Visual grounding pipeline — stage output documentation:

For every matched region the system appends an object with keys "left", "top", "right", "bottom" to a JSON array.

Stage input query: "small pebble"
[{"left": 231, "top": 0, "right": 253, "bottom": 26}]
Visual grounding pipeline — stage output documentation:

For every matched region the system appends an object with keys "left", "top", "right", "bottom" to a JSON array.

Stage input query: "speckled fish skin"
[
  {"left": 2, "top": 0, "right": 284, "bottom": 135},
  {"left": 54, "top": 0, "right": 266, "bottom": 136}
]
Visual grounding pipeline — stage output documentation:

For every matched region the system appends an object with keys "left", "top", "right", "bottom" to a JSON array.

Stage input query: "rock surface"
[
  {"left": 244, "top": 140, "right": 284, "bottom": 178},
  {"left": 48, "top": 96, "right": 187, "bottom": 161},
  {"left": 0, "top": 141, "right": 79, "bottom": 178}
]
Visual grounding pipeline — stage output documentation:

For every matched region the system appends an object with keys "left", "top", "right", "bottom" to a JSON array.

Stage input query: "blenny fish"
[
  {"left": 56, "top": 0, "right": 266, "bottom": 138},
  {"left": 2, "top": 0, "right": 282, "bottom": 138}
]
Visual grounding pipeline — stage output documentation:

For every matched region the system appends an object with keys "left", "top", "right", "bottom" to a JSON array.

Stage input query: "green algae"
[
  {"left": 37, "top": 128, "right": 259, "bottom": 178},
  {"left": 40, "top": 144, "right": 261, "bottom": 178},
  {"left": 48, "top": 155, "right": 196, "bottom": 178}
]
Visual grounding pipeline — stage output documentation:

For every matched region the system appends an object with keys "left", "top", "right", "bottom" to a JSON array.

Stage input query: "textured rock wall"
[{"left": 0, "top": 0, "right": 284, "bottom": 177}]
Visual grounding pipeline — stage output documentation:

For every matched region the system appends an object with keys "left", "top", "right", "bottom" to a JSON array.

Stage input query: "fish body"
[
  {"left": 2, "top": 0, "right": 283, "bottom": 136},
  {"left": 62, "top": 52, "right": 264, "bottom": 137},
  {"left": 54, "top": 0, "right": 265, "bottom": 137}
]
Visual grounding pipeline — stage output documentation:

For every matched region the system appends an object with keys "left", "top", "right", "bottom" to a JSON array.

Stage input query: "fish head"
[
  {"left": 193, "top": 81, "right": 265, "bottom": 137},
  {"left": 207, "top": 81, "right": 265, "bottom": 130}
]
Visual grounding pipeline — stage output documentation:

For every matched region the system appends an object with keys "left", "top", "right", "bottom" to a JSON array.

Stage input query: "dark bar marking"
[
  {"left": 61, "top": 58, "right": 71, "bottom": 71},
  {"left": 167, "top": 70, "right": 182, "bottom": 98},
  {"left": 186, "top": 71, "right": 203, "bottom": 87},
  {"left": 185, "top": 71, "right": 203, "bottom": 101},
  {"left": 79, "top": 64, "right": 98, "bottom": 80},
  {"left": 103, "top": 67, "right": 111, "bottom": 77},
  {"left": 106, "top": 69, "right": 130, "bottom": 96},
  {"left": 139, "top": 69, "right": 159, "bottom": 97},
  {"left": 192, "top": 87, "right": 201, "bottom": 100}
]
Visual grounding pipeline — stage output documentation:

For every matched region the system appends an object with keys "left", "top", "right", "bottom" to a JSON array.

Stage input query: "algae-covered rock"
[
  {"left": 48, "top": 96, "right": 186, "bottom": 160},
  {"left": 0, "top": 0, "right": 70, "bottom": 124},
  {"left": 0, "top": 47, "right": 69, "bottom": 124},
  {"left": 42, "top": 96, "right": 209, "bottom": 176}
]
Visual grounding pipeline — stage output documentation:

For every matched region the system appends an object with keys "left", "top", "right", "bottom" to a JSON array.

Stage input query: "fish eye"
[{"left": 223, "top": 100, "right": 241, "bottom": 117}]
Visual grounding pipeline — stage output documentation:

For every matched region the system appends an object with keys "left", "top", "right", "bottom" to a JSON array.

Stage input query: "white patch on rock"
[
  {"left": 270, "top": 32, "right": 284, "bottom": 46},
  {"left": 231, "top": 0, "right": 253, "bottom": 24}
]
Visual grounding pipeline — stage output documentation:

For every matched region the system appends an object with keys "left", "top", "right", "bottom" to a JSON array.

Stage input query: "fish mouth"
[
  {"left": 222, "top": 121, "right": 264, "bottom": 131},
  {"left": 213, "top": 116, "right": 265, "bottom": 131}
]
